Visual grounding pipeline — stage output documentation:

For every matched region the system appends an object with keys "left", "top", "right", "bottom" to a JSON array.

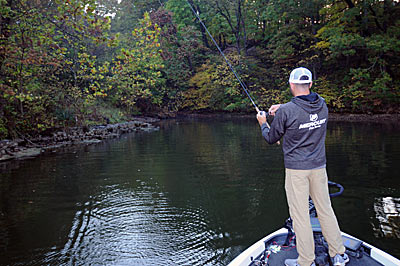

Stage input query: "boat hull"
[{"left": 228, "top": 228, "right": 400, "bottom": 266}]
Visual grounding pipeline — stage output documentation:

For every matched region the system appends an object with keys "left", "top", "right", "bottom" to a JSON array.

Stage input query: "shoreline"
[
  {"left": 1, "top": 113, "right": 399, "bottom": 163},
  {"left": 176, "top": 112, "right": 400, "bottom": 123},
  {"left": 328, "top": 113, "right": 400, "bottom": 122},
  {"left": 0, "top": 117, "right": 159, "bottom": 163}
]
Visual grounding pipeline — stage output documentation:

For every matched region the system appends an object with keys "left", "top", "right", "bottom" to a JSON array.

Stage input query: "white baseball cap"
[{"left": 289, "top": 67, "right": 312, "bottom": 84}]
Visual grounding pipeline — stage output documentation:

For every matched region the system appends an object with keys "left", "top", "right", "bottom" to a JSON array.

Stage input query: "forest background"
[{"left": 1, "top": 0, "right": 399, "bottom": 139}]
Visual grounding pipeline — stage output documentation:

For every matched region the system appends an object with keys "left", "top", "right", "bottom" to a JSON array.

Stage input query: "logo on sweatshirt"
[
  {"left": 310, "top": 114, "right": 318, "bottom": 122},
  {"left": 299, "top": 114, "right": 326, "bottom": 130}
]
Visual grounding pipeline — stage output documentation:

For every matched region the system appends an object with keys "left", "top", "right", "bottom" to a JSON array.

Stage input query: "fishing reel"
[
  {"left": 257, "top": 110, "right": 275, "bottom": 128},
  {"left": 258, "top": 111, "right": 267, "bottom": 117}
]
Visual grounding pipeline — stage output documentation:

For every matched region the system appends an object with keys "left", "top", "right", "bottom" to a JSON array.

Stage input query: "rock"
[
  {"left": 0, "top": 117, "right": 159, "bottom": 162},
  {"left": 43, "top": 144, "right": 65, "bottom": 151},
  {"left": 142, "top": 127, "right": 159, "bottom": 132},
  {"left": 0, "top": 154, "right": 14, "bottom": 161},
  {"left": 9, "top": 142, "right": 18, "bottom": 148},
  {"left": 0, "top": 140, "right": 12, "bottom": 148},
  {"left": 13, "top": 148, "right": 42, "bottom": 159},
  {"left": 81, "top": 139, "right": 101, "bottom": 144},
  {"left": 14, "top": 139, "right": 24, "bottom": 145}
]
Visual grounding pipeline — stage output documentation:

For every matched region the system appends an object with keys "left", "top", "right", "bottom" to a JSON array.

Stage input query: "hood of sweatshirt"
[{"left": 291, "top": 92, "right": 324, "bottom": 113}]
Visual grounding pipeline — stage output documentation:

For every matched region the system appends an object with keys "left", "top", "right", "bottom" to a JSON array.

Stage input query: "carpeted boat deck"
[{"left": 251, "top": 234, "right": 384, "bottom": 266}]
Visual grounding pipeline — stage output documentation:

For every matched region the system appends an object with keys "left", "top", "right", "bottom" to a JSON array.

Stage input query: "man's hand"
[
  {"left": 256, "top": 111, "right": 267, "bottom": 127},
  {"left": 268, "top": 104, "right": 281, "bottom": 116}
]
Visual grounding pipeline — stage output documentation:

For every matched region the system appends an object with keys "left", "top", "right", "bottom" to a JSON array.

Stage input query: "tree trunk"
[
  {"left": 343, "top": 0, "right": 355, "bottom": 8},
  {"left": 343, "top": 0, "right": 370, "bottom": 36},
  {"left": 190, "top": 1, "right": 210, "bottom": 48},
  {"left": 236, "top": 0, "right": 242, "bottom": 55},
  {"left": 215, "top": 0, "right": 241, "bottom": 55},
  {"left": 241, "top": 0, "right": 248, "bottom": 56},
  {"left": 262, "top": 20, "right": 266, "bottom": 40}
]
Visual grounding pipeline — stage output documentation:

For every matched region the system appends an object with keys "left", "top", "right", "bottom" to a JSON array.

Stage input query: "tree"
[
  {"left": 0, "top": 0, "right": 116, "bottom": 136},
  {"left": 315, "top": 0, "right": 400, "bottom": 112},
  {"left": 213, "top": 0, "right": 246, "bottom": 55},
  {"left": 109, "top": 12, "right": 166, "bottom": 113}
]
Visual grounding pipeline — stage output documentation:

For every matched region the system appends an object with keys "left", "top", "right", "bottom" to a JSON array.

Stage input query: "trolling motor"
[{"left": 308, "top": 181, "right": 344, "bottom": 216}]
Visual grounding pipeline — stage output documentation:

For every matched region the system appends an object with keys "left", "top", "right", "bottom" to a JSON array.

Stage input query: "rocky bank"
[{"left": 0, "top": 118, "right": 159, "bottom": 162}]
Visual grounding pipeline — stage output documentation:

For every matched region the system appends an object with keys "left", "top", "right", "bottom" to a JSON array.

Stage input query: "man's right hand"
[
  {"left": 268, "top": 104, "right": 281, "bottom": 116},
  {"left": 256, "top": 111, "right": 267, "bottom": 127}
]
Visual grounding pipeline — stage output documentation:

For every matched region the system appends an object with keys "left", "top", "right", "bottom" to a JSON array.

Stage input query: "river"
[{"left": 1, "top": 117, "right": 399, "bottom": 265}]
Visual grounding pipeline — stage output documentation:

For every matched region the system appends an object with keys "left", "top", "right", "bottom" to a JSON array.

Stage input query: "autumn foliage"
[{"left": 1, "top": 0, "right": 399, "bottom": 138}]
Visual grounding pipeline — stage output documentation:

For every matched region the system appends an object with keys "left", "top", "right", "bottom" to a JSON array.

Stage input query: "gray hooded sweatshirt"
[{"left": 261, "top": 92, "right": 328, "bottom": 170}]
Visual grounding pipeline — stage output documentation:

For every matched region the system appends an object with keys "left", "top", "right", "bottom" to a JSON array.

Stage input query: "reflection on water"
[
  {"left": 57, "top": 185, "right": 221, "bottom": 265},
  {"left": 373, "top": 197, "right": 400, "bottom": 239},
  {"left": 0, "top": 118, "right": 399, "bottom": 265}
]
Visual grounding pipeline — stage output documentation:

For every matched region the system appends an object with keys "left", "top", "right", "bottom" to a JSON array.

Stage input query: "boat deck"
[{"left": 256, "top": 234, "right": 384, "bottom": 266}]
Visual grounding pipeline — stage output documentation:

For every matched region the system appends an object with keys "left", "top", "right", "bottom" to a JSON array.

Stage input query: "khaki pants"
[{"left": 285, "top": 168, "right": 345, "bottom": 266}]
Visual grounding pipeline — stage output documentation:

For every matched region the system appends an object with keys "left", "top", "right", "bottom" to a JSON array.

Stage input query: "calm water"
[{"left": 0, "top": 117, "right": 399, "bottom": 265}]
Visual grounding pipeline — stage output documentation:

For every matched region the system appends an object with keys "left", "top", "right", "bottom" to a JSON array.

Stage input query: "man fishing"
[{"left": 256, "top": 67, "right": 349, "bottom": 266}]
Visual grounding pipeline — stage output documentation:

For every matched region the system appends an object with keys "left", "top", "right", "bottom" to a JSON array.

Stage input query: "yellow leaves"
[
  {"left": 143, "top": 12, "right": 151, "bottom": 21},
  {"left": 225, "top": 86, "right": 240, "bottom": 97},
  {"left": 315, "top": 41, "right": 330, "bottom": 49},
  {"left": 14, "top": 92, "right": 42, "bottom": 102},
  {"left": 107, "top": 11, "right": 166, "bottom": 109},
  {"left": 79, "top": 52, "right": 89, "bottom": 59},
  {"left": 56, "top": 47, "right": 68, "bottom": 55},
  {"left": 256, "top": 87, "right": 286, "bottom": 109},
  {"left": 93, "top": 91, "right": 107, "bottom": 97},
  {"left": 37, "top": 123, "right": 46, "bottom": 130},
  {"left": 180, "top": 87, "right": 212, "bottom": 110}
]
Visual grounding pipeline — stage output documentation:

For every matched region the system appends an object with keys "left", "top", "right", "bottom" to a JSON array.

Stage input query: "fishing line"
[
  {"left": 185, "top": 0, "right": 280, "bottom": 146},
  {"left": 185, "top": 0, "right": 261, "bottom": 113}
]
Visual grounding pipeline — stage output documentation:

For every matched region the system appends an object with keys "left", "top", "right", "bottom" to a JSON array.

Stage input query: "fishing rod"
[
  {"left": 185, "top": 0, "right": 265, "bottom": 116},
  {"left": 186, "top": 1, "right": 281, "bottom": 145}
]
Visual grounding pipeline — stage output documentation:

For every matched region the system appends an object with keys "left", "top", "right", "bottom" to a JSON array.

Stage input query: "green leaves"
[
  {"left": 109, "top": 12, "right": 166, "bottom": 110},
  {"left": 314, "top": 0, "right": 400, "bottom": 112},
  {"left": 0, "top": 0, "right": 119, "bottom": 136},
  {"left": 184, "top": 54, "right": 251, "bottom": 112},
  {"left": 1, "top": 0, "right": 399, "bottom": 139}
]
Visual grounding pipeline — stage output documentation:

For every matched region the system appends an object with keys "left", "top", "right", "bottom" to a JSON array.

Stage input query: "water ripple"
[{"left": 55, "top": 185, "right": 220, "bottom": 265}]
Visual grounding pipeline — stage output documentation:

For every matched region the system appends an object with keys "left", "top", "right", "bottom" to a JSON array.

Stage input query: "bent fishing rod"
[{"left": 185, "top": 1, "right": 269, "bottom": 122}]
